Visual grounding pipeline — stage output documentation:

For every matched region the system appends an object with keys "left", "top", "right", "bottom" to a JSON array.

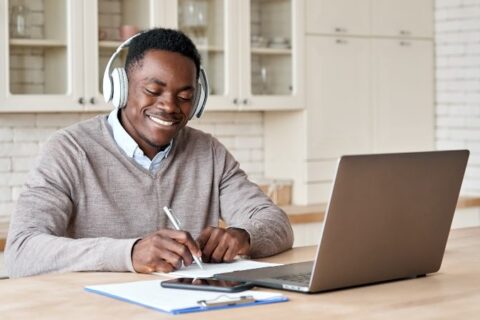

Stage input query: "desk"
[{"left": 1, "top": 227, "right": 480, "bottom": 319}]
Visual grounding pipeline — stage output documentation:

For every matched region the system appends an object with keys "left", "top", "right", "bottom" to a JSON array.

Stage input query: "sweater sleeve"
[
  {"left": 213, "top": 138, "right": 294, "bottom": 258},
  {"left": 5, "top": 131, "right": 138, "bottom": 278}
]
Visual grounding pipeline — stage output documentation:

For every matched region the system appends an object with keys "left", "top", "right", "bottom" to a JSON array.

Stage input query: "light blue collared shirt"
[{"left": 107, "top": 108, "right": 172, "bottom": 174}]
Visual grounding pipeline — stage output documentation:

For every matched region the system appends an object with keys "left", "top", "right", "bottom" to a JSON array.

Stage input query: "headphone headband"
[{"left": 102, "top": 32, "right": 208, "bottom": 119}]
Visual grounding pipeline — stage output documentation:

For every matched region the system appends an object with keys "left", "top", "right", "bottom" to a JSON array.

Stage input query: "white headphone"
[{"left": 102, "top": 33, "right": 209, "bottom": 119}]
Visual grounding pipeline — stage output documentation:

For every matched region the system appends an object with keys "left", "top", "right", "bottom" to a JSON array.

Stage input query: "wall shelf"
[
  {"left": 251, "top": 47, "right": 292, "bottom": 55},
  {"left": 9, "top": 38, "right": 66, "bottom": 48}
]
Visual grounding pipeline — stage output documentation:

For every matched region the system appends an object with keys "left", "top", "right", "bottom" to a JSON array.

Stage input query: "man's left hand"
[{"left": 196, "top": 227, "right": 250, "bottom": 263}]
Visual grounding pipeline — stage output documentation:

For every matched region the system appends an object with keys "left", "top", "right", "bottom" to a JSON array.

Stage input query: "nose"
[{"left": 157, "top": 93, "right": 179, "bottom": 113}]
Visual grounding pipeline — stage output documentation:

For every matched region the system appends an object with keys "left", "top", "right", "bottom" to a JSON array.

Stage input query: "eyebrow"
[{"left": 144, "top": 77, "right": 195, "bottom": 91}]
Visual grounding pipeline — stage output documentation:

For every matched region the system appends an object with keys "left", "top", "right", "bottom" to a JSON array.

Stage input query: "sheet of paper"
[
  {"left": 155, "top": 260, "right": 281, "bottom": 278},
  {"left": 85, "top": 280, "right": 287, "bottom": 314}
]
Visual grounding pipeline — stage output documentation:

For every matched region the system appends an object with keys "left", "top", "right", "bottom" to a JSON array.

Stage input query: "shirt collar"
[{"left": 107, "top": 108, "right": 172, "bottom": 159}]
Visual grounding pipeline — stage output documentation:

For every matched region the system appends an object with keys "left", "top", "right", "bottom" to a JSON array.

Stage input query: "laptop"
[{"left": 215, "top": 150, "right": 469, "bottom": 293}]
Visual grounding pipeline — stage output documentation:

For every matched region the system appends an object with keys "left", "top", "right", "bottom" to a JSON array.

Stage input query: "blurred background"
[{"left": 0, "top": 0, "right": 479, "bottom": 274}]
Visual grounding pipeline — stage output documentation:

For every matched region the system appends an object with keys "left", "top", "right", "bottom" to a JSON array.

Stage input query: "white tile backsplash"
[
  {"left": 0, "top": 111, "right": 265, "bottom": 220},
  {"left": 435, "top": 0, "right": 480, "bottom": 195}
]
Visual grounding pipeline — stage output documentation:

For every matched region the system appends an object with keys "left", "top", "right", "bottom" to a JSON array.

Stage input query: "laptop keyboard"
[{"left": 273, "top": 272, "right": 312, "bottom": 284}]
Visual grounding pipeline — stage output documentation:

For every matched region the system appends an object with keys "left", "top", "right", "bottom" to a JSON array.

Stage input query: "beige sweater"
[{"left": 5, "top": 115, "right": 293, "bottom": 278}]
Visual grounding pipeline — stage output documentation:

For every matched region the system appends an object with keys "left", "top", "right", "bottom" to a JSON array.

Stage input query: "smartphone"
[{"left": 161, "top": 277, "right": 254, "bottom": 293}]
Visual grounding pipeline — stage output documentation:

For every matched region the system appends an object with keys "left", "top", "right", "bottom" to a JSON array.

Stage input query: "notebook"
[
  {"left": 85, "top": 280, "right": 287, "bottom": 315},
  {"left": 215, "top": 150, "right": 469, "bottom": 293}
]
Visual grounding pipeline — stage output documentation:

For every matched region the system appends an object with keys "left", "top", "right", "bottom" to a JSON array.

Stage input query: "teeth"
[{"left": 149, "top": 115, "right": 174, "bottom": 126}]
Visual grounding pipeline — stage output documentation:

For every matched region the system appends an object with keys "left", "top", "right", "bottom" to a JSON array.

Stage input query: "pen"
[{"left": 163, "top": 206, "right": 204, "bottom": 269}]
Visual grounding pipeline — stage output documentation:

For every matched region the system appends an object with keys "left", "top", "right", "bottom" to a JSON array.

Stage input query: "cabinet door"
[
  {"left": 239, "top": 0, "right": 304, "bottom": 111},
  {"left": 306, "top": 36, "right": 372, "bottom": 159},
  {"left": 0, "top": 0, "right": 84, "bottom": 111},
  {"left": 305, "top": 0, "right": 370, "bottom": 36},
  {"left": 371, "top": 0, "right": 433, "bottom": 38},
  {"left": 372, "top": 39, "right": 434, "bottom": 153},
  {"left": 83, "top": 0, "right": 157, "bottom": 111},
  {"left": 169, "top": 0, "right": 238, "bottom": 111}
]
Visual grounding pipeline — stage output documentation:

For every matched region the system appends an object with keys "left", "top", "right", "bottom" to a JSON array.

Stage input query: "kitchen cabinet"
[
  {"left": 306, "top": 0, "right": 433, "bottom": 38},
  {"left": 372, "top": 38, "right": 434, "bottom": 152},
  {"left": 0, "top": 0, "right": 160, "bottom": 112},
  {"left": 174, "top": 0, "right": 304, "bottom": 111},
  {"left": 265, "top": 1, "right": 434, "bottom": 205},
  {"left": 371, "top": 0, "right": 433, "bottom": 38},
  {"left": 305, "top": 0, "right": 370, "bottom": 36},
  {"left": 306, "top": 36, "right": 371, "bottom": 159},
  {"left": 0, "top": 0, "right": 84, "bottom": 111},
  {"left": 0, "top": 0, "right": 304, "bottom": 112}
]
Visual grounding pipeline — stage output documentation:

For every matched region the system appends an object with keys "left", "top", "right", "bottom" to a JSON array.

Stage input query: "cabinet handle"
[
  {"left": 335, "top": 39, "right": 348, "bottom": 45},
  {"left": 89, "top": 97, "right": 96, "bottom": 104},
  {"left": 399, "top": 30, "right": 411, "bottom": 36},
  {"left": 399, "top": 41, "right": 411, "bottom": 46},
  {"left": 242, "top": 99, "right": 248, "bottom": 105},
  {"left": 78, "top": 97, "right": 85, "bottom": 105},
  {"left": 334, "top": 27, "right": 347, "bottom": 33},
  {"left": 233, "top": 98, "right": 238, "bottom": 105}
]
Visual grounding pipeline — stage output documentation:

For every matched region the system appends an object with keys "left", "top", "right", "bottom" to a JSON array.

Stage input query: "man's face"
[{"left": 121, "top": 49, "right": 197, "bottom": 157}]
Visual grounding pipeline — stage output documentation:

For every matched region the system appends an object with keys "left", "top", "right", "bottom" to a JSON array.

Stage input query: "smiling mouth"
[{"left": 148, "top": 115, "right": 177, "bottom": 127}]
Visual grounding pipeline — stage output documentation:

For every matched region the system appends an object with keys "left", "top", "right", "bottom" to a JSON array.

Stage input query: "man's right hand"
[{"left": 131, "top": 229, "right": 202, "bottom": 273}]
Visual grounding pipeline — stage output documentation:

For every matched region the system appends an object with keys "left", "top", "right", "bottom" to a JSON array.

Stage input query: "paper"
[
  {"left": 156, "top": 259, "right": 281, "bottom": 278},
  {"left": 85, "top": 280, "right": 287, "bottom": 314}
]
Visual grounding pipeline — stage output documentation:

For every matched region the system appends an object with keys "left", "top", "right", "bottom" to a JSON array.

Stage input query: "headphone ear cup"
[
  {"left": 103, "top": 71, "right": 113, "bottom": 103},
  {"left": 111, "top": 68, "right": 128, "bottom": 108},
  {"left": 192, "top": 67, "right": 208, "bottom": 119},
  {"left": 189, "top": 67, "right": 208, "bottom": 120},
  {"left": 189, "top": 83, "right": 202, "bottom": 120}
]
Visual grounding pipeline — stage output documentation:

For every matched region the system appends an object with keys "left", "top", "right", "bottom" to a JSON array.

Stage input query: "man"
[{"left": 5, "top": 28, "right": 293, "bottom": 278}]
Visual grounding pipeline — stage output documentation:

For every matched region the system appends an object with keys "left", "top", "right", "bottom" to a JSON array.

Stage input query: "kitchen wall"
[
  {"left": 435, "top": 0, "right": 480, "bottom": 194},
  {"left": 0, "top": 111, "right": 265, "bottom": 222}
]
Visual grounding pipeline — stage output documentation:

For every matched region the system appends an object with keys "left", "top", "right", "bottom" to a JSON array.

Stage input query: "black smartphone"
[{"left": 161, "top": 277, "right": 254, "bottom": 293}]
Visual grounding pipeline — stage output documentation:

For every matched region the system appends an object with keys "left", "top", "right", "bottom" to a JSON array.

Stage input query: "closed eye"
[
  {"left": 145, "top": 88, "right": 159, "bottom": 96},
  {"left": 178, "top": 95, "right": 193, "bottom": 102}
]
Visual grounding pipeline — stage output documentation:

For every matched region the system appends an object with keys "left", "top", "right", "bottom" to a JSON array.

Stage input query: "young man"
[{"left": 5, "top": 28, "right": 293, "bottom": 277}]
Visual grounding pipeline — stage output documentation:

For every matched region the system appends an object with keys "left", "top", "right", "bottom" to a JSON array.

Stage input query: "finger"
[
  {"left": 223, "top": 243, "right": 239, "bottom": 262},
  {"left": 211, "top": 235, "right": 229, "bottom": 263},
  {"left": 196, "top": 226, "right": 214, "bottom": 250},
  {"left": 202, "top": 228, "right": 224, "bottom": 262},
  {"left": 153, "top": 260, "right": 176, "bottom": 273},
  {"left": 154, "top": 234, "right": 194, "bottom": 267},
  {"left": 162, "top": 229, "right": 202, "bottom": 258}
]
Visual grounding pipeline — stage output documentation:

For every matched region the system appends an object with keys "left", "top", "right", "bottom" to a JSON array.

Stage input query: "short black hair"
[{"left": 125, "top": 28, "right": 201, "bottom": 79}]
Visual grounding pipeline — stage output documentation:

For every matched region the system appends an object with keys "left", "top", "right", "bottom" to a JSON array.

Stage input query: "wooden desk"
[{"left": 0, "top": 227, "right": 479, "bottom": 319}]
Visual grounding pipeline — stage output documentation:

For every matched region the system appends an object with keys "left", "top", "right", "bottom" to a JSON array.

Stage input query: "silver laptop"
[{"left": 215, "top": 150, "right": 469, "bottom": 293}]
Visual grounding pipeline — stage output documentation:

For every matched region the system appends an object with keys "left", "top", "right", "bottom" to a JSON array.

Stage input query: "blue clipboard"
[{"left": 85, "top": 280, "right": 288, "bottom": 315}]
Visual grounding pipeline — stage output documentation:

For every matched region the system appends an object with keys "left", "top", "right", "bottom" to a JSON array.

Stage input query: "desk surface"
[{"left": 1, "top": 227, "right": 480, "bottom": 319}]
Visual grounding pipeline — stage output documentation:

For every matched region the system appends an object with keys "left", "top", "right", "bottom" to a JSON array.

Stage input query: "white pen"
[{"left": 162, "top": 206, "right": 204, "bottom": 269}]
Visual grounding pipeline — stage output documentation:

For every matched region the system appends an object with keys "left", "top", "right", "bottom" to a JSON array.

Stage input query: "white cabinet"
[
  {"left": 265, "top": 1, "right": 434, "bottom": 205},
  {"left": 0, "top": 0, "right": 304, "bottom": 112},
  {"left": 83, "top": 0, "right": 160, "bottom": 111},
  {"left": 305, "top": 0, "right": 370, "bottom": 36},
  {"left": 173, "top": 0, "right": 304, "bottom": 111},
  {"left": 306, "top": 0, "right": 433, "bottom": 38},
  {"left": 0, "top": 0, "right": 161, "bottom": 112},
  {"left": 306, "top": 36, "right": 371, "bottom": 159},
  {"left": 372, "top": 39, "right": 434, "bottom": 152},
  {"left": 0, "top": 0, "right": 84, "bottom": 111},
  {"left": 371, "top": 0, "right": 433, "bottom": 38}
]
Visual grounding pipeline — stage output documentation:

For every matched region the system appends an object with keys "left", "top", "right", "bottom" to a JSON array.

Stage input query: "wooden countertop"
[
  {"left": 1, "top": 227, "right": 480, "bottom": 319},
  {"left": 283, "top": 195, "right": 480, "bottom": 225}
]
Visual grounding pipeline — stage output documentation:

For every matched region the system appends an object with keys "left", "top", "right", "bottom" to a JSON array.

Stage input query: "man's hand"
[
  {"left": 196, "top": 227, "right": 250, "bottom": 263},
  {"left": 131, "top": 229, "right": 202, "bottom": 273}
]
